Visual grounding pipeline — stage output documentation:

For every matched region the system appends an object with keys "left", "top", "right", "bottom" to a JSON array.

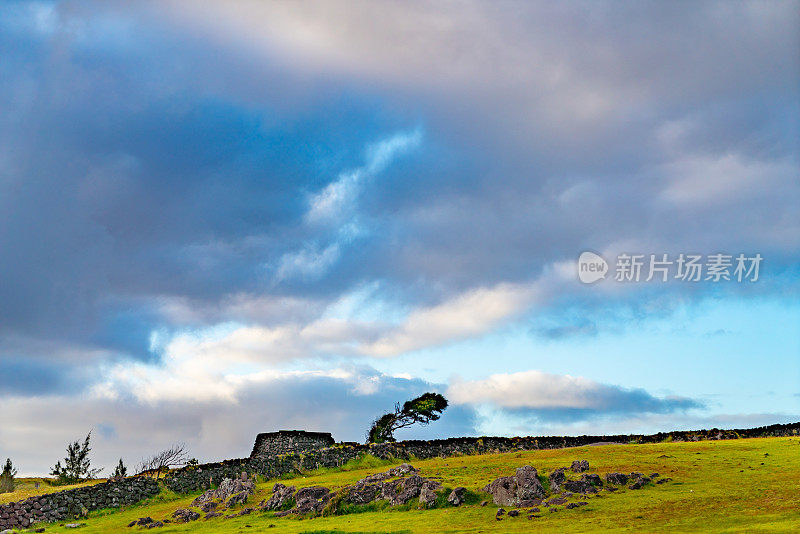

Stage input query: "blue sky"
[{"left": 0, "top": 1, "right": 798, "bottom": 475}]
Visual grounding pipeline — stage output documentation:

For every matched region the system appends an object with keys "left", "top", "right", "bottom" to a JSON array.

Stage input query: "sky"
[{"left": 0, "top": 0, "right": 798, "bottom": 476}]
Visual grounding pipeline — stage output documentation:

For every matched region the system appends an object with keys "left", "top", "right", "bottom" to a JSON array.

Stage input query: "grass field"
[{"left": 5, "top": 437, "right": 799, "bottom": 533}]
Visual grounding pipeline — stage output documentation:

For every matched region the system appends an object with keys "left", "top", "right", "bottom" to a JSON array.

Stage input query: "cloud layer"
[{"left": 0, "top": 1, "right": 797, "bottom": 474}]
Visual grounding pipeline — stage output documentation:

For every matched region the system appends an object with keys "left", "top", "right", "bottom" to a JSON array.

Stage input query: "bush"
[
  {"left": 50, "top": 432, "right": 102, "bottom": 485},
  {"left": 0, "top": 458, "right": 17, "bottom": 493}
]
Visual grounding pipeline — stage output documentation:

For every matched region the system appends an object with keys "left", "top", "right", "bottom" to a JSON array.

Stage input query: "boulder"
[
  {"left": 580, "top": 473, "right": 603, "bottom": 487},
  {"left": 171, "top": 508, "right": 200, "bottom": 522},
  {"left": 562, "top": 480, "right": 599, "bottom": 494},
  {"left": 447, "top": 487, "right": 467, "bottom": 506},
  {"left": 483, "top": 476, "right": 518, "bottom": 507},
  {"left": 548, "top": 468, "right": 566, "bottom": 492},
  {"left": 263, "top": 483, "right": 296, "bottom": 510},
  {"left": 570, "top": 460, "right": 589, "bottom": 473},
  {"left": 515, "top": 466, "right": 545, "bottom": 501},
  {"left": 604, "top": 472, "right": 629, "bottom": 485},
  {"left": 293, "top": 486, "right": 331, "bottom": 515},
  {"left": 346, "top": 483, "right": 381, "bottom": 505},
  {"left": 419, "top": 483, "right": 438, "bottom": 508}
]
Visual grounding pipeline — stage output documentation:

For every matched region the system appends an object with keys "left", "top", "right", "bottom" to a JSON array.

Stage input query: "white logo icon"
[{"left": 578, "top": 251, "right": 608, "bottom": 284}]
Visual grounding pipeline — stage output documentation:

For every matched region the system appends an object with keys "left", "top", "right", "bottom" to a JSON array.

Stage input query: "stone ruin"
[{"left": 249, "top": 430, "right": 335, "bottom": 459}]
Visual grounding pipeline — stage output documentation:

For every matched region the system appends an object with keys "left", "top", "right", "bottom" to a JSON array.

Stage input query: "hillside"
[{"left": 10, "top": 436, "right": 799, "bottom": 533}]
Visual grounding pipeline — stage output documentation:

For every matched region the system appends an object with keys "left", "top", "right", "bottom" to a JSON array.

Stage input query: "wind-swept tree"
[
  {"left": 368, "top": 392, "right": 449, "bottom": 443},
  {"left": 135, "top": 443, "right": 190, "bottom": 480},
  {"left": 0, "top": 458, "right": 17, "bottom": 493},
  {"left": 50, "top": 432, "right": 102, "bottom": 485}
]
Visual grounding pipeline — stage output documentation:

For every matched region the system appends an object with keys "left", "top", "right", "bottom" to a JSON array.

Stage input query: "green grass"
[{"left": 19, "top": 437, "right": 800, "bottom": 533}]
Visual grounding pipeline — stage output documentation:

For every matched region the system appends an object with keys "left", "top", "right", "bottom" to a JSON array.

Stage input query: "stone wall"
[
  {"left": 163, "top": 421, "right": 800, "bottom": 494},
  {"left": 249, "top": 430, "right": 335, "bottom": 459},
  {"left": 0, "top": 477, "right": 159, "bottom": 531}
]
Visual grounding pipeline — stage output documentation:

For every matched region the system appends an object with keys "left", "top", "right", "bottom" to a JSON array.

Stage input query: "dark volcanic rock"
[
  {"left": 263, "top": 483, "right": 296, "bottom": 510},
  {"left": 483, "top": 465, "right": 544, "bottom": 507},
  {"left": 548, "top": 468, "right": 566, "bottom": 492},
  {"left": 580, "top": 473, "right": 603, "bottom": 487},
  {"left": 562, "top": 480, "right": 599, "bottom": 494},
  {"left": 605, "top": 472, "right": 629, "bottom": 485},
  {"left": 483, "top": 476, "right": 518, "bottom": 507},
  {"left": 346, "top": 483, "right": 381, "bottom": 505},
  {"left": 570, "top": 460, "right": 589, "bottom": 473},
  {"left": 447, "top": 487, "right": 467, "bottom": 506},
  {"left": 516, "top": 466, "right": 545, "bottom": 501},
  {"left": 171, "top": 508, "right": 200, "bottom": 522},
  {"left": 293, "top": 486, "right": 331, "bottom": 515}
]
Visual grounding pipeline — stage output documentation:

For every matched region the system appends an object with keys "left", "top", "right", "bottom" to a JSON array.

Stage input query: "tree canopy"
[{"left": 368, "top": 392, "right": 449, "bottom": 443}]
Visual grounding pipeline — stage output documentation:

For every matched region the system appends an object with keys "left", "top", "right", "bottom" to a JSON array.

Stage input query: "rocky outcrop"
[
  {"left": 189, "top": 472, "right": 255, "bottom": 511},
  {"left": 482, "top": 465, "right": 545, "bottom": 506},
  {"left": 570, "top": 460, "right": 589, "bottom": 473}
]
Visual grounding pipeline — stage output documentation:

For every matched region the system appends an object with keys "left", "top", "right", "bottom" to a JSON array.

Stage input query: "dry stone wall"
[
  {"left": 163, "top": 421, "right": 800, "bottom": 494},
  {"left": 0, "top": 477, "right": 159, "bottom": 531}
]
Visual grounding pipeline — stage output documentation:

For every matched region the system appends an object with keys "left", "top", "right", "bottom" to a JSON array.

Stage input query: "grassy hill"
[{"left": 9, "top": 436, "right": 800, "bottom": 533}]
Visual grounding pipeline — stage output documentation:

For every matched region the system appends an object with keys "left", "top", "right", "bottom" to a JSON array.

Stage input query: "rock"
[
  {"left": 419, "top": 483, "right": 438, "bottom": 508},
  {"left": 580, "top": 473, "right": 603, "bottom": 487},
  {"left": 171, "top": 508, "right": 200, "bottom": 522},
  {"left": 545, "top": 497, "right": 567, "bottom": 506},
  {"left": 136, "top": 517, "right": 153, "bottom": 525},
  {"left": 346, "top": 483, "right": 381, "bottom": 505},
  {"left": 384, "top": 475, "right": 425, "bottom": 505},
  {"left": 515, "top": 466, "right": 545, "bottom": 501},
  {"left": 263, "top": 484, "right": 296, "bottom": 510},
  {"left": 496, "top": 508, "right": 506, "bottom": 516},
  {"left": 628, "top": 473, "right": 652, "bottom": 490},
  {"left": 35, "top": 529, "right": 46, "bottom": 533},
  {"left": 64, "top": 524, "right": 86, "bottom": 529},
  {"left": 570, "top": 460, "right": 589, "bottom": 473},
  {"left": 548, "top": 468, "right": 566, "bottom": 492},
  {"left": 483, "top": 476, "right": 518, "bottom": 506},
  {"left": 565, "top": 501, "right": 588, "bottom": 509},
  {"left": 508, "top": 510, "right": 519, "bottom": 517},
  {"left": 146, "top": 521, "right": 163, "bottom": 528},
  {"left": 447, "top": 487, "right": 467, "bottom": 506},
  {"left": 480, "top": 500, "right": 488, "bottom": 506},
  {"left": 293, "top": 486, "right": 331, "bottom": 515},
  {"left": 562, "top": 480, "right": 599, "bottom": 494},
  {"left": 127, "top": 521, "right": 137, "bottom": 527},
  {"left": 205, "top": 511, "right": 222, "bottom": 519},
  {"left": 200, "top": 501, "right": 218, "bottom": 513},
  {"left": 605, "top": 472, "right": 629, "bottom": 485},
  {"left": 529, "top": 507, "right": 540, "bottom": 512},
  {"left": 656, "top": 477, "right": 673, "bottom": 484},
  {"left": 649, "top": 473, "right": 660, "bottom": 478}
]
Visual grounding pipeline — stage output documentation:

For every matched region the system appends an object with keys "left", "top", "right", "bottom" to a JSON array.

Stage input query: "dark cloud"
[{"left": 0, "top": 1, "right": 796, "bottom": 463}]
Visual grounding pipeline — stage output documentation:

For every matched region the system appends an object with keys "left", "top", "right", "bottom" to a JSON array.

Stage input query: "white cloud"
[
  {"left": 274, "top": 242, "right": 341, "bottom": 282},
  {"left": 305, "top": 128, "right": 422, "bottom": 224},
  {"left": 360, "top": 281, "right": 543, "bottom": 357},
  {"left": 447, "top": 369, "right": 699, "bottom": 413},
  {"left": 660, "top": 153, "right": 797, "bottom": 206}
]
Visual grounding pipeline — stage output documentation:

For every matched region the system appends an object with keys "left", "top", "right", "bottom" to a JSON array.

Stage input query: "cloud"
[
  {"left": 0, "top": 367, "right": 474, "bottom": 476},
  {"left": 448, "top": 370, "right": 701, "bottom": 418},
  {"left": 362, "top": 281, "right": 544, "bottom": 356},
  {"left": 305, "top": 128, "right": 422, "bottom": 224}
]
